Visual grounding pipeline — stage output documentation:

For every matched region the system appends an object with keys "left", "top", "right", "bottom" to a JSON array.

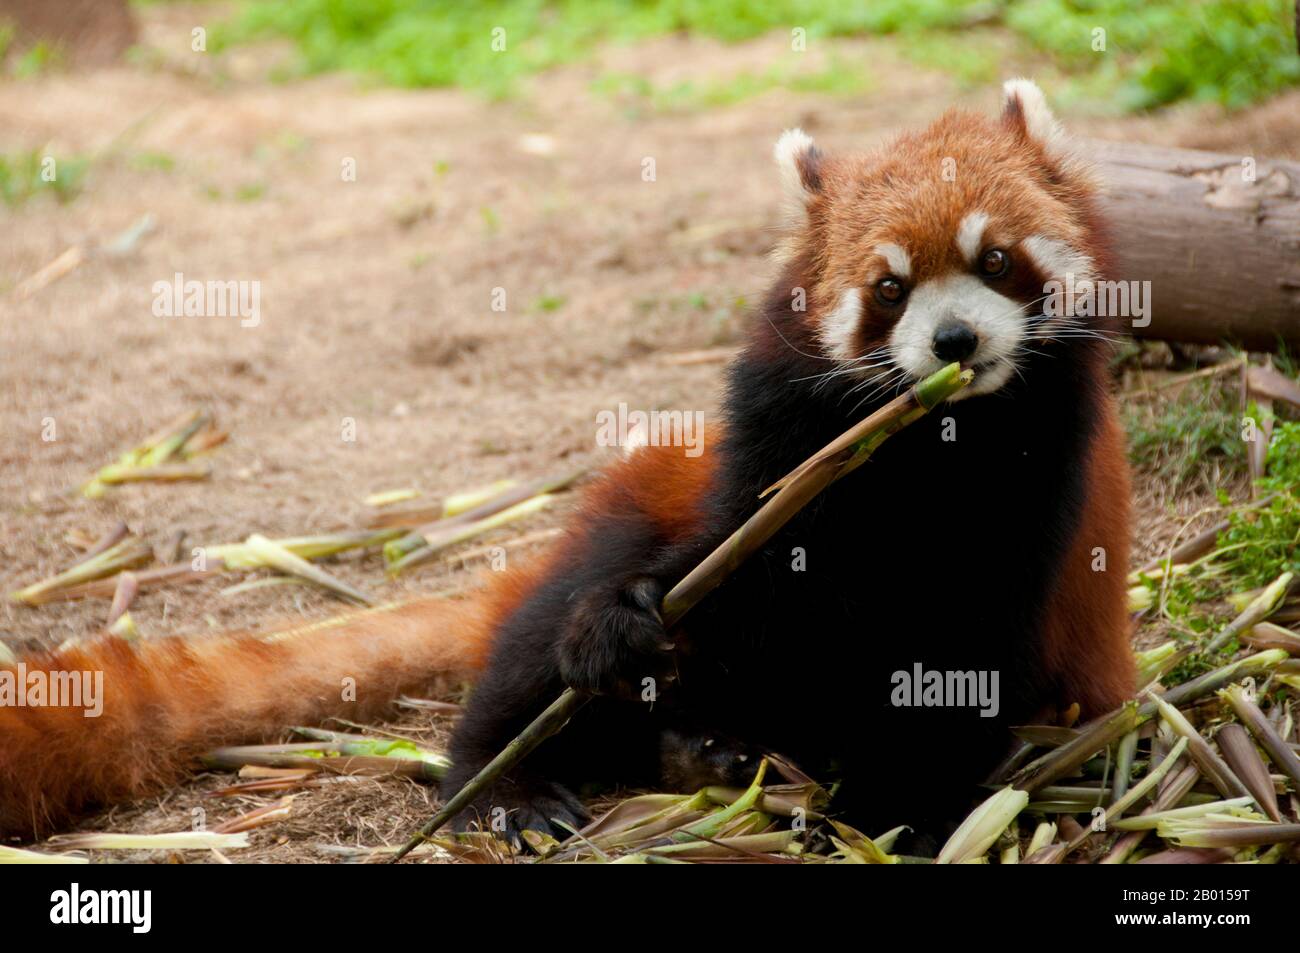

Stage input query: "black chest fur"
[{"left": 673, "top": 337, "right": 1104, "bottom": 816}]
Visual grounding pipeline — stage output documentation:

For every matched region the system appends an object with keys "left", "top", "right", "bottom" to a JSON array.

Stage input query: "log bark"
[{"left": 1091, "top": 139, "right": 1300, "bottom": 350}]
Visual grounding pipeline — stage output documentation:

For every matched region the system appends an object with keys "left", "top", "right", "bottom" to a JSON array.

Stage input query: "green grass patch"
[
  {"left": 594, "top": 57, "right": 870, "bottom": 115},
  {"left": 0, "top": 150, "right": 89, "bottom": 208},
  {"left": 1122, "top": 378, "right": 1247, "bottom": 496},
  {"left": 210, "top": 0, "right": 1299, "bottom": 110}
]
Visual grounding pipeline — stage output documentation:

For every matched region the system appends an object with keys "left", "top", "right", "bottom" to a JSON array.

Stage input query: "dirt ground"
[{"left": 2, "top": 6, "right": 1298, "bottom": 860}]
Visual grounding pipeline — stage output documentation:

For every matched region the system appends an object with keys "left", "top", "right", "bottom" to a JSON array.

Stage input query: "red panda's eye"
[
  {"left": 979, "top": 248, "right": 1010, "bottom": 277},
  {"left": 875, "top": 277, "right": 906, "bottom": 306}
]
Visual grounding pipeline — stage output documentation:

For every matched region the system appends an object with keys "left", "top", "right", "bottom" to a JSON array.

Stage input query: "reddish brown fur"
[
  {"left": 1041, "top": 406, "right": 1137, "bottom": 716},
  {"left": 0, "top": 592, "right": 493, "bottom": 837},
  {"left": 578, "top": 435, "right": 717, "bottom": 544}
]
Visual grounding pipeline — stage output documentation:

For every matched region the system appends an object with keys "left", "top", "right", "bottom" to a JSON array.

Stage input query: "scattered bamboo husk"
[
  {"left": 937, "top": 787, "right": 1029, "bottom": 864},
  {"left": 1134, "top": 847, "right": 1235, "bottom": 864},
  {"left": 1154, "top": 649, "right": 1289, "bottom": 710},
  {"left": 47, "top": 831, "right": 250, "bottom": 851},
  {"left": 211, "top": 796, "right": 296, "bottom": 834},
  {"left": 13, "top": 245, "right": 85, "bottom": 301},
  {"left": 105, "top": 571, "right": 139, "bottom": 629},
  {"left": 1243, "top": 621, "right": 1300, "bottom": 655},
  {"left": 386, "top": 493, "right": 557, "bottom": 574},
  {"left": 1063, "top": 737, "right": 1188, "bottom": 854},
  {"left": 235, "top": 534, "right": 376, "bottom": 605},
  {"left": 1147, "top": 692, "right": 1249, "bottom": 800},
  {"left": 369, "top": 472, "right": 581, "bottom": 530},
  {"left": 9, "top": 535, "right": 153, "bottom": 605},
  {"left": 204, "top": 738, "right": 449, "bottom": 781},
  {"left": 1101, "top": 763, "right": 1202, "bottom": 864},
  {"left": 1113, "top": 729, "right": 1140, "bottom": 801},
  {"left": 155, "top": 529, "right": 187, "bottom": 565},
  {"left": 1204, "top": 571, "right": 1294, "bottom": 654},
  {"left": 34, "top": 562, "right": 223, "bottom": 603},
  {"left": 0, "top": 845, "right": 89, "bottom": 865},
  {"left": 392, "top": 363, "right": 973, "bottom": 862},
  {"left": 1010, "top": 703, "right": 1140, "bottom": 794},
  {"left": 75, "top": 522, "right": 130, "bottom": 563},
  {"left": 1158, "top": 819, "right": 1300, "bottom": 849},
  {"left": 1216, "top": 723, "right": 1283, "bottom": 821},
  {"left": 1219, "top": 683, "right": 1300, "bottom": 794},
  {"left": 1110, "top": 797, "right": 1258, "bottom": 831},
  {"left": 364, "top": 488, "right": 421, "bottom": 507},
  {"left": 80, "top": 410, "right": 219, "bottom": 497},
  {"left": 1134, "top": 641, "right": 1185, "bottom": 689}
]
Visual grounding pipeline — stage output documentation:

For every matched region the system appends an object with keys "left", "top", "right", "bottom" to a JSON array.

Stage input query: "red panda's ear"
[
  {"left": 1001, "top": 78, "right": 1097, "bottom": 189},
  {"left": 1001, "top": 78, "right": 1067, "bottom": 156},
  {"left": 774, "top": 128, "right": 824, "bottom": 220}
]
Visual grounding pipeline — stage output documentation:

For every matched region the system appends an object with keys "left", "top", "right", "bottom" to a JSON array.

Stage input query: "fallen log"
[{"left": 1093, "top": 139, "right": 1299, "bottom": 351}]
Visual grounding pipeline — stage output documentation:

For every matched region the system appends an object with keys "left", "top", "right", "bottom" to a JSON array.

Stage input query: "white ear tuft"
[
  {"left": 774, "top": 128, "right": 819, "bottom": 210},
  {"left": 1002, "top": 78, "right": 1065, "bottom": 153}
]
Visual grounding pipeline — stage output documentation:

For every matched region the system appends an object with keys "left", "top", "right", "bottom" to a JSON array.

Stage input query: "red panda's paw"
[
  {"left": 447, "top": 773, "right": 589, "bottom": 847},
  {"left": 557, "top": 575, "right": 677, "bottom": 699}
]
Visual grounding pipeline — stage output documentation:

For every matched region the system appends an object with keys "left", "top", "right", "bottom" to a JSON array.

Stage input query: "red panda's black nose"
[{"left": 932, "top": 322, "right": 979, "bottom": 363}]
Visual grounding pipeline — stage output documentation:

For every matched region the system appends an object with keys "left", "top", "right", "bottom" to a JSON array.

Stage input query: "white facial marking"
[
  {"left": 956, "top": 211, "right": 989, "bottom": 265},
  {"left": 1022, "top": 235, "right": 1098, "bottom": 331},
  {"left": 875, "top": 243, "right": 911, "bottom": 279},
  {"left": 820, "top": 287, "right": 862, "bottom": 362},
  {"left": 887, "top": 274, "right": 1025, "bottom": 399},
  {"left": 1021, "top": 235, "right": 1095, "bottom": 283}
]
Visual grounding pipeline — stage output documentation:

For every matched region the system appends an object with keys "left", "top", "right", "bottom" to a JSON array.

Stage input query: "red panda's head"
[{"left": 775, "top": 79, "right": 1107, "bottom": 401}]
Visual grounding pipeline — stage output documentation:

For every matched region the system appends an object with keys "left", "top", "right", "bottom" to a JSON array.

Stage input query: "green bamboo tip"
[{"left": 914, "top": 363, "right": 974, "bottom": 410}]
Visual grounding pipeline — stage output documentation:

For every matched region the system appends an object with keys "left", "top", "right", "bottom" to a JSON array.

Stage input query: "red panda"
[{"left": 0, "top": 79, "right": 1134, "bottom": 844}]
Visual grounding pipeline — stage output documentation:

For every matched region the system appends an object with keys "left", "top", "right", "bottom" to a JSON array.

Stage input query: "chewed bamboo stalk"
[
  {"left": 1010, "top": 703, "right": 1139, "bottom": 794},
  {"left": 241, "top": 534, "right": 375, "bottom": 605},
  {"left": 392, "top": 364, "right": 973, "bottom": 862},
  {"left": 1219, "top": 683, "right": 1300, "bottom": 795},
  {"left": 387, "top": 494, "right": 555, "bottom": 574},
  {"left": 9, "top": 536, "right": 154, "bottom": 605},
  {"left": 80, "top": 410, "right": 217, "bottom": 497},
  {"left": 1215, "top": 723, "right": 1282, "bottom": 821},
  {"left": 205, "top": 739, "right": 449, "bottom": 780},
  {"left": 1158, "top": 820, "right": 1300, "bottom": 849},
  {"left": 1203, "top": 571, "right": 1294, "bottom": 654},
  {"left": 1100, "top": 763, "right": 1201, "bottom": 865},
  {"left": 48, "top": 831, "right": 250, "bottom": 851},
  {"left": 1147, "top": 692, "right": 1249, "bottom": 800},
  {"left": 937, "top": 787, "right": 1029, "bottom": 864},
  {"left": 1242, "top": 621, "right": 1300, "bottom": 654},
  {"left": 1063, "top": 737, "right": 1188, "bottom": 854},
  {"left": 1151, "top": 649, "right": 1288, "bottom": 711},
  {"left": 1110, "top": 798, "right": 1258, "bottom": 831}
]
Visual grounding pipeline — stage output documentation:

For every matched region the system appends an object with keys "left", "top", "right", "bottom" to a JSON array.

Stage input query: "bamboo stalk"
[
  {"left": 1100, "top": 763, "right": 1201, "bottom": 864},
  {"left": 1215, "top": 723, "right": 1282, "bottom": 821},
  {"left": 1219, "top": 684, "right": 1300, "bottom": 796},
  {"left": 1203, "top": 571, "right": 1294, "bottom": 654},
  {"left": 1147, "top": 693, "right": 1249, "bottom": 800},
  {"left": 9, "top": 536, "right": 154, "bottom": 605},
  {"left": 391, "top": 363, "right": 972, "bottom": 861},
  {"left": 1010, "top": 703, "right": 1140, "bottom": 795}
]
